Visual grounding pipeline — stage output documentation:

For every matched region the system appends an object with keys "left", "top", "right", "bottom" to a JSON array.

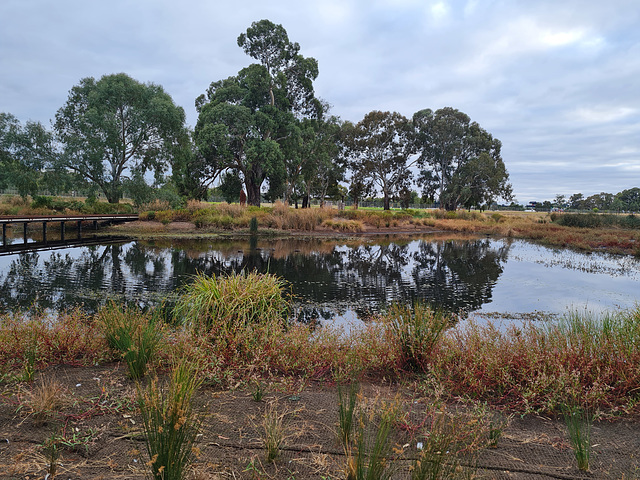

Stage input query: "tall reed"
[{"left": 137, "top": 361, "right": 202, "bottom": 480}]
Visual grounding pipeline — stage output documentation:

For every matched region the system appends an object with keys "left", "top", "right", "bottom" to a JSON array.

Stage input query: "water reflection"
[{"left": 0, "top": 235, "right": 512, "bottom": 322}]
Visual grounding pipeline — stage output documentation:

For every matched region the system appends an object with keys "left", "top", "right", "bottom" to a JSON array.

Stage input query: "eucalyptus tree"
[
  {"left": 0, "top": 112, "right": 58, "bottom": 197},
  {"left": 346, "top": 111, "right": 413, "bottom": 210},
  {"left": 54, "top": 73, "right": 188, "bottom": 203},
  {"left": 413, "top": 107, "right": 512, "bottom": 210},
  {"left": 195, "top": 20, "right": 322, "bottom": 206}
]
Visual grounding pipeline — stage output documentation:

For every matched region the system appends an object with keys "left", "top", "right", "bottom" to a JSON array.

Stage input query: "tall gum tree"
[
  {"left": 413, "top": 107, "right": 512, "bottom": 210},
  {"left": 195, "top": 19, "right": 322, "bottom": 206},
  {"left": 346, "top": 111, "right": 413, "bottom": 210},
  {"left": 0, "top": 112, "right": 57, "bottom": 197},
  {"left": 54, "top": 73, "right": 187, "bottom": 203}
]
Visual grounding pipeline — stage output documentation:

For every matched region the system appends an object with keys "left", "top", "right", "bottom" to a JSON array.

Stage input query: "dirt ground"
[{"left": 1, "top": 363, "right": 639, "bottom": 480}]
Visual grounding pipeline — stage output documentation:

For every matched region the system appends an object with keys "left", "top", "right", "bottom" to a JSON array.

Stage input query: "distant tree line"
[
  {"left": 526, "top": 189, "right": 640, "bottom": 213},
  {"left": 0, "top": 20, "right": 513, "bottom": 211}
]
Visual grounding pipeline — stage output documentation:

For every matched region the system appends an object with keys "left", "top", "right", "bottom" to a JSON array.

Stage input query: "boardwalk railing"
[{"left": 1, "top": 214, "right": 138, "bottom": 247}]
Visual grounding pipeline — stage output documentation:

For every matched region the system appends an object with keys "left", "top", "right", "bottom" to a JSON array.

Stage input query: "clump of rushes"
[
  {"left": 338, "top": 383, "right": 395, "bottom": 480},
  {"left": 562, "top": 404, "right": 593, "bottom": 472},
  {"left": 411, "top": 403, "right": 495, "bottom": 480},
  {"left": 138, "top": 361, "right": 202, "bottom": 480},
  {"left": 386, "top": 302, "right": 453, "bottom": 373},
  {"left": 338, "top": 382, "right": 360, "bottom": 449},
  {"left": 97, "top": 302, "right": 164, "bottom": 379},
  {"left": 262, "top": 400, "right": 289, "bottom": 462},
  {"left": 173, "top": 271, "right": 290, "bottom": 334},
  {"left": 249, "top": 216, "right": 258, "bottom": 234}
]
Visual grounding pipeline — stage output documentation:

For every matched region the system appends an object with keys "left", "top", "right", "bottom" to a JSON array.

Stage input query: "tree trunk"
[
  {"left": 246, "top": 180, "right": 261, "bottom": 207},
  {"left": 383, "top": 194, "right": 390, "bottom": 210}
]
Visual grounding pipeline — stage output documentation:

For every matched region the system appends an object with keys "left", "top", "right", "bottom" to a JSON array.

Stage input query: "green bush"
[{"left": 386, "top": 302, "right": 453, "bottom": 373}]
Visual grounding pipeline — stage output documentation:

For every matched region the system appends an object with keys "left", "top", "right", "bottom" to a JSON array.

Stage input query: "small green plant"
[
  {"left": 252, "top": 381, "right": 265, "bottom": 402},
  {"left": 42, "top": 434, "right": 60, "bottom": 478},
  {"left": 563, "top": 404, "right": 592, "bottom": 471},
  {"left": 262, "top": 400, "right": 288, "bottom": 462},
  {"left": 138, "top": 361, "right": 202, "bottom": 480},
  {"left": 386, "top": 302, "right": 453, "bottom": 372},
  {"left": 97, "top": 302, "right": 164, "bottom": 379},
  {"left": 338, "top": 382, "right": 360, "bottom": 449},
  {"left": 22, "top": 346, "right": 37, "bottom": 382}
]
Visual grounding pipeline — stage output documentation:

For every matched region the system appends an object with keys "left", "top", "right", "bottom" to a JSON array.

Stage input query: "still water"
[{"left": 0, "top": 234, "right": 638, "bottom": 324}]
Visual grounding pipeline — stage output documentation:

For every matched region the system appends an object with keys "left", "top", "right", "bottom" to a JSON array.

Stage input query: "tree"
[
  {"left": 569, "top": 193, "right": 584, "bottom": 210},
  {"left": 195, "top": 20, "right": 321, "bottom": 207},
  {"left": 413, "top": 107, "right": 512, "bottom": 210},
  {"left": 616, "top": 187, "right": 640, "bottom": 212},
  {"left": 0, "top": 112, "right": 57, "bottom": 197},
  {"left": 54, "top": 73, "right": 187, "bottom": 203},
  {"left": 346, "top": 111, "right": 413, "bottom": 210}
]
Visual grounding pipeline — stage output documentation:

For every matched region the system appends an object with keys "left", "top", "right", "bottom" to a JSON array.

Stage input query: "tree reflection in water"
[{"left": 0, "top": 236, "right": 510, "bottom": 322}]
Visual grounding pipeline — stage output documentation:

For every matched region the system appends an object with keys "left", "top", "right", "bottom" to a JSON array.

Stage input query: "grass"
[
  {"left": 137, "top": 361, "right": 202, "bottom": 480},
  {"left": 262, "top": 400, "right": 289, "bottom": 462},
  {"left": 386, "top": 302, "right": 454, "bottom": 373},
  {"left": 563, "top": 404, "right": 593, "bottom": 471},
  {"left": 172, "top": 270, "right": 290, "bottom": 335},
  {"left": 97, "top": 302, "right": 164, "bottom": 379},
  {"left": 22, "top": 377, "right": 67, "bottom": 427}
]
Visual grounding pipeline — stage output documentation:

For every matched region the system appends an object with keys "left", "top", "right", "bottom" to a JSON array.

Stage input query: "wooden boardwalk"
[{"left": 0, "top": 214, "right": 138, "bottom": 248}]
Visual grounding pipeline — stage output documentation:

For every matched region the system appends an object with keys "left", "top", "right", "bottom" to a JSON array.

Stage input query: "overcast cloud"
[{"left": 1, "top": 0, "right": 638, "bottom": 203}]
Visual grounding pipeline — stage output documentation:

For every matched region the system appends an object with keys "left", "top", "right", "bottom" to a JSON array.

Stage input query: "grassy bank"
[
  {"left": 3, "top": 272, "right": 640, "bottom": 478},
  {"left": 133, "top": 201, "right": 640, "bottom": 256},
  {"left": 2, "top": 273, "right": 639, "bottom": 416},
  {"left": 3, "top": 194, "right": 640, "bottom": 255}
]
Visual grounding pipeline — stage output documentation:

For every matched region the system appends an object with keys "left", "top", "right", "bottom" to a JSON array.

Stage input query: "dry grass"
[{"left": 21, "top": 377, "right": 68, "bottom": 426}]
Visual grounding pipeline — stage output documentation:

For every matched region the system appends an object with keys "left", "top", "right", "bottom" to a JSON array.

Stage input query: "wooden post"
[
  {"left": 2, "top": 224, "right": 6, "bottom": 246},
  {"left": 77, "top": 220, "right": 82, "bottom": 239},
  {"left": 60, "top": 221, "right": 65, "bottom": 241},
  {"left": 43, "top": 222, "right": 47, "bottom": 243},
  {"left": 23, "top": 222, "right": 28, "bottom": 244}
]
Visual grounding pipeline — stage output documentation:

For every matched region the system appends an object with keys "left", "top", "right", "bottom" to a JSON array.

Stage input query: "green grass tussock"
[
  {"left": 137, "top": 361, "right": 202, "bottom": 480},
  {"left": 173, "top": 271, "right": 290, "bottom": 335}
]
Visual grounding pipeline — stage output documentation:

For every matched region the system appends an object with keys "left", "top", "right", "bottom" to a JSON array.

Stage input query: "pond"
[{"left": 0, "top": 234, "right": 638, "bottom": 325}]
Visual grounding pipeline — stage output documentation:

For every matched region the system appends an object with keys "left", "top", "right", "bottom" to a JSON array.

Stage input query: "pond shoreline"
[{"left": 101, "top": 218, "right": 640, "bottom": 256}]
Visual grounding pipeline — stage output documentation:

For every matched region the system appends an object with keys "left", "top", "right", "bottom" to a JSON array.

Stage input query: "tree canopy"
[
  {"left": 413, "top": 107, "right": 512, "bottom": 210},
  {"left": 346, "top": 111, "right": 413, "bottom": 210},
  {"left": 54, "top": 73, "right": 187, "bottom": 203},
  {"left": 0, "top": 112, "right": 58, "bottom": 198},
  {"left": 194, "top": 19, "right": 322, "bottom": 206}
]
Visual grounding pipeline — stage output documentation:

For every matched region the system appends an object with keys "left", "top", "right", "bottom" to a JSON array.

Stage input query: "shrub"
[{"left": 97, "top": 302, "right": 164, "bottom": 379}]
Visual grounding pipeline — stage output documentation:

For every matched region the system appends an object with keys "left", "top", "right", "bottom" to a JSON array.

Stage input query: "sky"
[{"left": 1, "top": 0, "right": 639, "bottom": 204}]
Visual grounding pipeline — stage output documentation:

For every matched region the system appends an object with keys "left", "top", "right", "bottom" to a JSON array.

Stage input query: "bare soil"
[{"left": 1, "top": 364, "right": 639, "bottom": 479}]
